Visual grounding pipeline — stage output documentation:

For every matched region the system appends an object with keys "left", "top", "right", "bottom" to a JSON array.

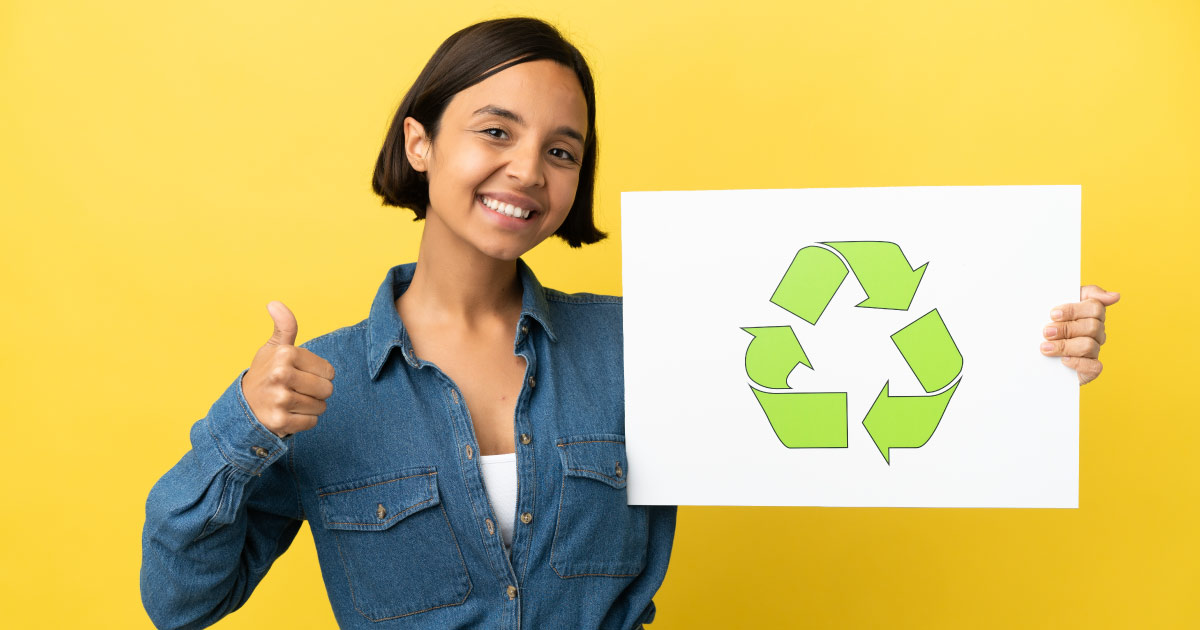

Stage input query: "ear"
[{"left": 402, "top": 117, "right": 432, "bottom": 172}]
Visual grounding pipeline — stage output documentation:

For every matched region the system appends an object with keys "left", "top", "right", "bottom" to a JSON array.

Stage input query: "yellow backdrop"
[{"left": 2, "top": 0, "right": 1196, "bottom": 627}]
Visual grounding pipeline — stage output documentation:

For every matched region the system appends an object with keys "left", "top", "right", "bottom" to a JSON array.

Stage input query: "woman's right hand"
[{"left": 242, "top": 301, "right": 336, "bottom": 438}]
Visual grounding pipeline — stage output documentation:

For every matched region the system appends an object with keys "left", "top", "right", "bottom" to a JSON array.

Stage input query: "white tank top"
[{"left": 477, "top": 452, "right": 518, "bottom": 549}]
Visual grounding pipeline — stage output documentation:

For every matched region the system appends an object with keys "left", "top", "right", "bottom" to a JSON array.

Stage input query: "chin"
[{"left": 476, "top": 240, "right": 535, "bottom": 263}]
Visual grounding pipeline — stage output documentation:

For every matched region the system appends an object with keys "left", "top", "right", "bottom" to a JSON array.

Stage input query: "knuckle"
[{"left": 268, "top": 365, "right": 290, "bottom": 384}]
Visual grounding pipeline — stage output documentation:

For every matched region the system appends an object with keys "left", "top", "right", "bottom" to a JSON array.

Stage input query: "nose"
[{"left": 506, "top": 142, "right": 545, "bottom": 189}]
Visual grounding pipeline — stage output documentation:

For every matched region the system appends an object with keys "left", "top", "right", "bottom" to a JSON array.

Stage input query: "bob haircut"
[{"left": 372, "top": 17, "right": 605, "bottom": 248}]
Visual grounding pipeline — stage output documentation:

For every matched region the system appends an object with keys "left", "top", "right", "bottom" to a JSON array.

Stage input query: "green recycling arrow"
[
  {"left": 770, "top": 246, "right": 848, "bottom": 325},
  {"left": 824, "top": 241, "right": 927, "bottom": 310},
  {"left": 743, "top": 326, "right": 812, "bottom": 389},
  {"left": 745, "top": 240, "right": 963, "bottom": 464},
  {"left": 750, "top": 388, "right": 847, "bottom": 448},
  {"left": 862, "top": 379, "right": 960, "bottom": 464},
  {"left": 891, "top": 308, "right": 963, "bottom": 393}
]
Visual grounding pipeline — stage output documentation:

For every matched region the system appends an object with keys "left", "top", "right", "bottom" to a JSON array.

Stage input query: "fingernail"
[
  {"left": 1040, "top": 342, "right": 1054, "bottom": 353},
  {"left": 1043, "top": 327, "right": 1057, "bottom": 339},
  {"left": 1051, "top": 309, "right": 1063, "bottom": 321}
]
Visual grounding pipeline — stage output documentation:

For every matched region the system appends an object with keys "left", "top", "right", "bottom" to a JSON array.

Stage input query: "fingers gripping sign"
[
  {"left": 1040, "top": 285, "right": 1120, "bottom": 385},
  {"left": 242, "top": 301, "right": 336, "bottom": 437}
]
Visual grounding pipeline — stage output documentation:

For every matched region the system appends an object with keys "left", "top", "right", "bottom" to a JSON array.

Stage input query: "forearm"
[{"left": 141, "top": 370, "right": 302, "bottom": 630}]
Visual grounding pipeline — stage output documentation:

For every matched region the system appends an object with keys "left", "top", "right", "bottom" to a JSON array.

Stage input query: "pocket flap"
[
  {"left": 556, "top": 434, "right": 628, "bottom": 489},
  {"left": 317, "top": 467, "right": 440, "bottom": 532}
]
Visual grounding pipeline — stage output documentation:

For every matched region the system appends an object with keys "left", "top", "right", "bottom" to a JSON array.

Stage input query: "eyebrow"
[{"left": 471, "top": 105, "right": 585, "bottom": 143}]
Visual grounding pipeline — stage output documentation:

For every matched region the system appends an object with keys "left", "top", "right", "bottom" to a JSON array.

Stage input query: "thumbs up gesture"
[{"left": 242, "top": 301, "right": 336, "bottom": 438}]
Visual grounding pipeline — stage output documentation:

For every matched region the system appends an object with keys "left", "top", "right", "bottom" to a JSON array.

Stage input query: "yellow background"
[{"left": 2, "top": 0, "right": 1196, "bottom": 627}]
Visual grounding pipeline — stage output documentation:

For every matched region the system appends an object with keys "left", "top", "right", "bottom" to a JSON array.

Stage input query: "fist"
[
  {"left": 242, "top": 301, "right": 335, "bottom": 437},
  {"left": 1040, "top": 284, "right": 1120, "bottom": 385}
]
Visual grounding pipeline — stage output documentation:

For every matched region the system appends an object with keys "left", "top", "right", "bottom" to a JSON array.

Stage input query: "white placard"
[{"left": 622, "top": 186, "right": 1080, "bottom": 508}]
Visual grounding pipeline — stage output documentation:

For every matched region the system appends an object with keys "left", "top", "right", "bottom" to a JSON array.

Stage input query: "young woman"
[{"left": 140, "top": 17, "right": 1118, "bottom": 630}]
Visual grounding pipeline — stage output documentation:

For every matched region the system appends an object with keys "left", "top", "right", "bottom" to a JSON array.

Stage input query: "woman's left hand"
[{"left": 1040, "top": 284, "right": 1121, "bottom": 385}]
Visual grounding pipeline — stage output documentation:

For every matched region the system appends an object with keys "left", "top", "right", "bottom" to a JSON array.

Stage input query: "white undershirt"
[{"left": 477, "top": 452, "right": 518, "bottom": 549}]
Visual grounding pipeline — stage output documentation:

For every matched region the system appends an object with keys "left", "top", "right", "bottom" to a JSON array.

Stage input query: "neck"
[{"left": 399, "top": 215, "right": 523, "bottom": 330}]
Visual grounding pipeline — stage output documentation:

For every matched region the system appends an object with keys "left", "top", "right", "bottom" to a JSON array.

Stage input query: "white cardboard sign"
[{"left": 622, "top": 186, "right": 1080, "bottom": 508}]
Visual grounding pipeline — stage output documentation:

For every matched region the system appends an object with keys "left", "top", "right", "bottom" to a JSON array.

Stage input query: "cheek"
[
  {"left": 426, "top": 147, "right": 495, "bottom": 200},
  {"left": 552, "top": 172, "right": 582, "bottom": 212}
]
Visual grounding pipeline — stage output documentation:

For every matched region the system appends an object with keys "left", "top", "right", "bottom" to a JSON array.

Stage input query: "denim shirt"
[{"left": 141, "top": 260, "right": 677, "bottom": 630}]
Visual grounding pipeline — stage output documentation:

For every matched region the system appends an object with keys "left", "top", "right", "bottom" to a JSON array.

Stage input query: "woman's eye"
[
  {"left": 481, "top": 128, "right": 508, "bottom": 139},
  {"left": 549, "top": 147, "right": 577, "bottom": 163}
]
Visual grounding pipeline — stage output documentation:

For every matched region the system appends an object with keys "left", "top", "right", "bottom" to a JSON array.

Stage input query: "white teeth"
[{"left": 482, "top": 196, "right": 531, "bottom": 219}]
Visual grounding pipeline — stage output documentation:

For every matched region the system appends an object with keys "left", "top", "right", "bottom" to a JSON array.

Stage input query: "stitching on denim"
[
  {"left": 519, "top": 393, "right": 536, "bottom": 584},
  {"left": 548, "top": 478, "right": 637, "bottom": 579},
  {"left": 287, "top": 439, "right": 305, "bottom": 520},
  {"left": 549, "top": 462, "right": 569, "bottom": 578},
  {"left": 556, "top": 439, "right": 622, "bottom": 447},
  {"left": 232, "top": 379, "right": 284, "bottom": 476},
  {"left": 542, "top": 289, "right": 622, "bottom": 305},
  {"left": 566, "top": 467, "right": 624, "bottom": 485},
  {"left": 550, "top": 447, "right": 640, "bottom": 579},
  {"left": 316, "top": 471, "right": 435, "bottom": 497},
  {"left": 325, "top": 496, "right": 435, "bottom": 527},
  {"left": 206, "top": 414, "right": 255, "bottom": 477},
  {"left": 440, "top": 383, "right": 504, "bottom": 580},
  {"left": 346, "top": 502, "right": 474, "bottom": 622},
  {"left": 192, "top": 468, "right": 230, "bottom": 543}
]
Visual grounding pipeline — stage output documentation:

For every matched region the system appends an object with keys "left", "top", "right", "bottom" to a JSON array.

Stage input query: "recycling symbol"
[{"left": 742, "top": 242, "right": 964, "bottom": 464}]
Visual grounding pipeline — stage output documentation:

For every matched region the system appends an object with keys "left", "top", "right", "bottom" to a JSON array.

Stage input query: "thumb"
[
  {"left": 266, "top": 300, "right": 298, "bottom": 346},
  {"left": 1081, "top": 284, "right": 1121, "bottom": 306}
]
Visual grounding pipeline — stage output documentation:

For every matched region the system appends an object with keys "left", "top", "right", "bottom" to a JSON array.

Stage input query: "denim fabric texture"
[{"left": 141, "top": 259, "right": 677, "bottom": 629}]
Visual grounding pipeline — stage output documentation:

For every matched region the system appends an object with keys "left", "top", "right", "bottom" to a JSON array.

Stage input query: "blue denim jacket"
[{"left": 141, "top": 260, "right": 677, "bottom": 629}]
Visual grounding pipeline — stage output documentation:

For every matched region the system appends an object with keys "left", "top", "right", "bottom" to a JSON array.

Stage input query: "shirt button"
[
  {"left": 615, "top": 461, "right": 623, "bottom": 478},
  {"left": 519, "top": 512, "right": 533, "bottom": 524},
  {"left": 527, "top": 376, "right": 536, "bottom": 388},
  {"left": 251, "top": 446, "right": 269, "bottom": 458},
  {"left": 376, "top": 504, "right": 387, "bottom": 520},
  {"left": 506, "top": 585, "right": 518, "bottom": 600},
  {"left": 520, "top": 325, "right": 529, "bottom": 335},
  {"left": 465, "top": 444, "right": 474, "bottom": 460},
  {"left": 519, "top": 433, "right": 532, "bottom": 445},
  {"left": 450, "top": 389, "right": 459, "bottom": 404},
  {"left": 485, "top": 518, "right": 495, "bottom": 535}
]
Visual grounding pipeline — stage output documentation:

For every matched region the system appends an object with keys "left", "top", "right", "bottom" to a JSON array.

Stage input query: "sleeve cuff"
[{"left": 203, "top": 368, "right": 289, "bottom": 476}]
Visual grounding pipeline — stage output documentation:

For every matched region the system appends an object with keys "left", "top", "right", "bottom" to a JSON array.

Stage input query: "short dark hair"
[{"left": 372, "top": 17, "right": 605, "bottom": 248}]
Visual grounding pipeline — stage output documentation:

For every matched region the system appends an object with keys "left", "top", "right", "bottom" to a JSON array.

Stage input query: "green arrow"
[
  {"left": 862, "top": 379, "right": 960, "bottom": 464},
  {"left": 750, "top": 388, "right": 847, "bottom": 448},
  {"left": 824, "top": 241, "right": 927, "bottom": 310},
  {"left": 743, "top": 327, "right": 812, "bottom": 389},
  {"left": 770, "top": 246, "right": 848, "bottom": 324},
  {"left": 891, "top": 308, "right": 963, "bottom": 393}
]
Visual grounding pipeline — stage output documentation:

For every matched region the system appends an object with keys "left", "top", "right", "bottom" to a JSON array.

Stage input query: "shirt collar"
[{"left": 366, "top": 258, "right": 557, "bottom": 380}]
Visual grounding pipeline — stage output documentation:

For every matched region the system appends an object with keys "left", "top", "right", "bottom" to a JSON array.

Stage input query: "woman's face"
[{"left": 405, "top": 59, "right": 589, "bottom": 262}]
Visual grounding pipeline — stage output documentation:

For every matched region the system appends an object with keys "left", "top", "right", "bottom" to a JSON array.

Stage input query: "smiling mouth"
[{"left": 479, "top": 195, "right": 535, "bottom": 220}]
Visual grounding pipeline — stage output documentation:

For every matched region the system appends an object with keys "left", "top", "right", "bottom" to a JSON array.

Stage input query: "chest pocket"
[
  {"left": 317, "top": 468, "right": 471, "bottom": 621},
  {"left": 550, "top": 434, "right": 649, "bottom": 578}
]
